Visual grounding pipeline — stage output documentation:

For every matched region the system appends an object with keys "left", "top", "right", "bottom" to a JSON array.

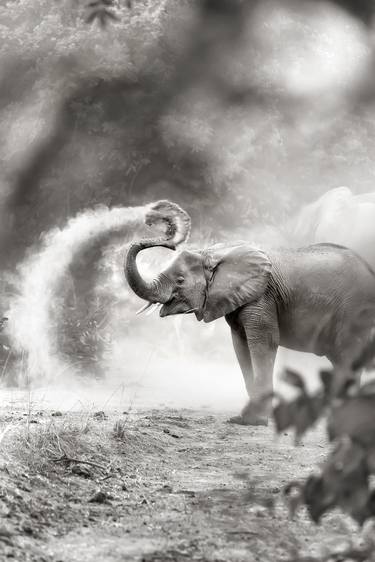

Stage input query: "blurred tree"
[{"left": 2, "top": 0, "right": 375, "bottom": 266}]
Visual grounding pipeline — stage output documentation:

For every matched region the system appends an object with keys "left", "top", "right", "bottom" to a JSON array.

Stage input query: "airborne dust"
[
  {"left": 2, "top": 200, "right": 253, "bottom": 413},
  {"left": 0, "top": 0, "right": 374, "bottom": 414},
  {"left": 2, "top": 199, "right": 329, "bottom": 415}
]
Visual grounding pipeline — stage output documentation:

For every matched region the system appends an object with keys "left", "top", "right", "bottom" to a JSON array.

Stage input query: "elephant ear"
[{"left": 201, "top": 243, "right": 272, "bottom": 323}]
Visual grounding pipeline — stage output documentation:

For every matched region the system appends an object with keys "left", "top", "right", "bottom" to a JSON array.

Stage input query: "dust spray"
[{"left": 6, "top": 204, "right": 149, "bottom": 383}]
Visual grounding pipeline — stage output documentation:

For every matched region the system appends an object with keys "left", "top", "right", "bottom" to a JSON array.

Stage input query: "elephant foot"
[{"left": 227, "top": 414, "right": 268, "bottom": 427}]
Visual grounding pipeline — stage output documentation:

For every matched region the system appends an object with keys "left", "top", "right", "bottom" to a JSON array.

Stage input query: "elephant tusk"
[
  {"left": 145, "top": 303, "right": 161, "bottom": 316},
  {"left": 136, "top": 302, "right": 154, "bottom": 315}
]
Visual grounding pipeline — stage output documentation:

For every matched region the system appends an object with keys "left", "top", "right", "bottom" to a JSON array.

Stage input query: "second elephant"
[{"left": 291, "top": 186, "right": 375, "bottom": 267}]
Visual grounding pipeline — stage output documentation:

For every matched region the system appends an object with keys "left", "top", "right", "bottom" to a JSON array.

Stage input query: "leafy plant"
[{"left": 251, "top": 355, "right": 375, "bottom": 525}]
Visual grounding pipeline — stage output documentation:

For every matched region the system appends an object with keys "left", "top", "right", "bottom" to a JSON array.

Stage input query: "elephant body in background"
[
  {"left": 125, "top": 202, "right": 375, "bottom": 425},
  {"left": 290, "top": 186, "right": 375, "bottom": 267}
]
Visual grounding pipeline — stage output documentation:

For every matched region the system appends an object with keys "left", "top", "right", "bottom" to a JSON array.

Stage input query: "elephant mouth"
[
  {"left": 159, "top": 300, "right": 197, "bottom": 318},
  {"left": 137, "top": 300, "right": 201, "bottom": 318}
]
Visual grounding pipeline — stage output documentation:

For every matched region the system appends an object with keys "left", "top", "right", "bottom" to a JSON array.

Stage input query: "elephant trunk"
[
  {"left": 124, "top": 239, "right": 173, "bottom": 304},
  {"left": 125, "top": 200, "right": 191, "bottom": 304}
]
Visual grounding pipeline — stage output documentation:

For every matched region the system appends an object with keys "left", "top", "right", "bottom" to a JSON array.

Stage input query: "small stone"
[
  {"left": 159, "top": 484, "right": 173, "bottom": 493},
  {"left": 88, "top": 491, "right": 111, "bottom": 504},
  {"left": 71, "top": 464, "right": 92, "bottom": 478},
  {"left": 163, "top": 428, "right": 180, "bottom": 438},
  {"left": 18, "top": 482, "right": 31, "bottom": 492},
  {"left": 93, "top": 411, "right": 108, "bottom": 421},
  {"left": 177, "top": 490, "right": 196, "bottom": 498},
  {"left": 22, "top": 525, "right": 34, "bottom": 536},
  {"left": 51, "top": 411, "right": 63, "bottom": 417}
]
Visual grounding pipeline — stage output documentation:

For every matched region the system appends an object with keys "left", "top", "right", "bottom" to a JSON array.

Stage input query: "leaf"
[
  {"left": 272, "top": 392, "right": 326, "bottom": 440},
  {"left": 273, "top": 400, "right": 296, "bottom": 433},
  {"left": 283, "top": 481, "right": 305, "bottom": 518},
  {"left": 281, "top": 368, "right": 307, "bottom": 392},
  {"left": 319, "top": 369, "right": 335, "bottom": 398},
  {"left": 327, "top": 396, "right": 375, "bottom": 446},
  {"left": 303, "top": 475, "right": 329, "bottom": 523},
  {"left": 302, "top": 439, "right": 373, "bottom": 525}
]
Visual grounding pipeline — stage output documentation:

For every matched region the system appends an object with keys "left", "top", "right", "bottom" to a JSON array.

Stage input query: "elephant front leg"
[
  {"left": 228, "top": 327, "right": 272, "bottom": 426},
  {"left": 239, "top": 341, "right": 277, "bottom": 425},
  {"left": 230, "top": 327, "right": 254, "bottom": 397}
]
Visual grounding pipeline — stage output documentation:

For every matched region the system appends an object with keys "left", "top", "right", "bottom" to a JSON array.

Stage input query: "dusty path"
[{"left": 0, "top": 407, "right": 363, "bottom": 562}]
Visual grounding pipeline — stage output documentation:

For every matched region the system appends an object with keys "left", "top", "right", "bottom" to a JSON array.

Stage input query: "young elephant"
[{"left": 125, "top": 204, "right": 375, "bottom": 425}]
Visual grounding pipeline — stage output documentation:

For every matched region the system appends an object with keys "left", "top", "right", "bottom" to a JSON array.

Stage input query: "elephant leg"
[
  {"left": 228, "top": 327, "right": 273, "bottom": 426},
  {"left": 247, "top": 342, "right": 277, "bottom": 401},
  {"left": 239, "top": 342, "right": 277, "bottom": 425},
  {"left": 230, "top": 327, "right": 254, "bottom": 397}
]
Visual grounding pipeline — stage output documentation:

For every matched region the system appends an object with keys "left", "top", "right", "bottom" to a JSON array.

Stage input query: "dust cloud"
[
  {"left": 2, "top": 198, "right": 331, "bottom": 416},
  {"left": 0, "top": 202, "right": 246, "bottom": 414},
  {"left": 6, "top": 204, "right": 149, "bottom": 384}
]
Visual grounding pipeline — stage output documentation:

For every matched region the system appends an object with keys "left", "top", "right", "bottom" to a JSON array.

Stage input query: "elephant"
[
  {"left": 124, "top": 200, "right": 375, "bottom": 425},
  {"left": 290, "top": 186, "right": 375, "bottom": 267}
]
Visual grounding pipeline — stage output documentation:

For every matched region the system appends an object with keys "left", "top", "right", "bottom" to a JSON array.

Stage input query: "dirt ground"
[{"left": 0, "top": 399, "right": 370, "bottom": 562}]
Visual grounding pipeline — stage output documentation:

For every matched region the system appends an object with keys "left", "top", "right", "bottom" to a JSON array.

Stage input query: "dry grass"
[
  {"left": 112, "top": 418, "right": 127, "bottom": 440},
  {"left": 0, "top": 407, "right": 168, "bottom": 482},
  {"left": 1, "top": 413, "right": 116, "bottom": 474}
]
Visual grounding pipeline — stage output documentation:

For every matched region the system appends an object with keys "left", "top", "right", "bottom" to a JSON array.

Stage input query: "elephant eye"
[{"left": 176, "top": 276, "right": 184, "bottom": 285}]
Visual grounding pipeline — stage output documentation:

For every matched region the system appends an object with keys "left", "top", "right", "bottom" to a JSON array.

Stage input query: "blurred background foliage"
[
  {"left": 2, "top": 0, "right": 375, "bottom": 376},
  {"left": 2, "top": 0, "right": 375, "bottom": 259}
]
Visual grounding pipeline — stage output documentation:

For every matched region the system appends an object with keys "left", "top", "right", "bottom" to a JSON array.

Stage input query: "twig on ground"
[
  {"left": 52, "top": 453, "right": 108, "bottom": 472},
  {"left": 99, "top": 473, "right": 115, "bottom": 482}
]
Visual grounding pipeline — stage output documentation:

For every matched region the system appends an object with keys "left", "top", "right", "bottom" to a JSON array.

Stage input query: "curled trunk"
[
  {"left": 124, "top": 200, "right": 191, "bottom": 304},
  {"left": 125, "top": 238, "right": 172, "bottom": 303},
  {"left": 145, "top": 200, "right": 191, "bottom": 245}
]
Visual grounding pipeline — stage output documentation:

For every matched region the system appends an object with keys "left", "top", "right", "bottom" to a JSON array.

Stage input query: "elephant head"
[{"left": 125, "top": 201, "right": 272, "bottom": 322}]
